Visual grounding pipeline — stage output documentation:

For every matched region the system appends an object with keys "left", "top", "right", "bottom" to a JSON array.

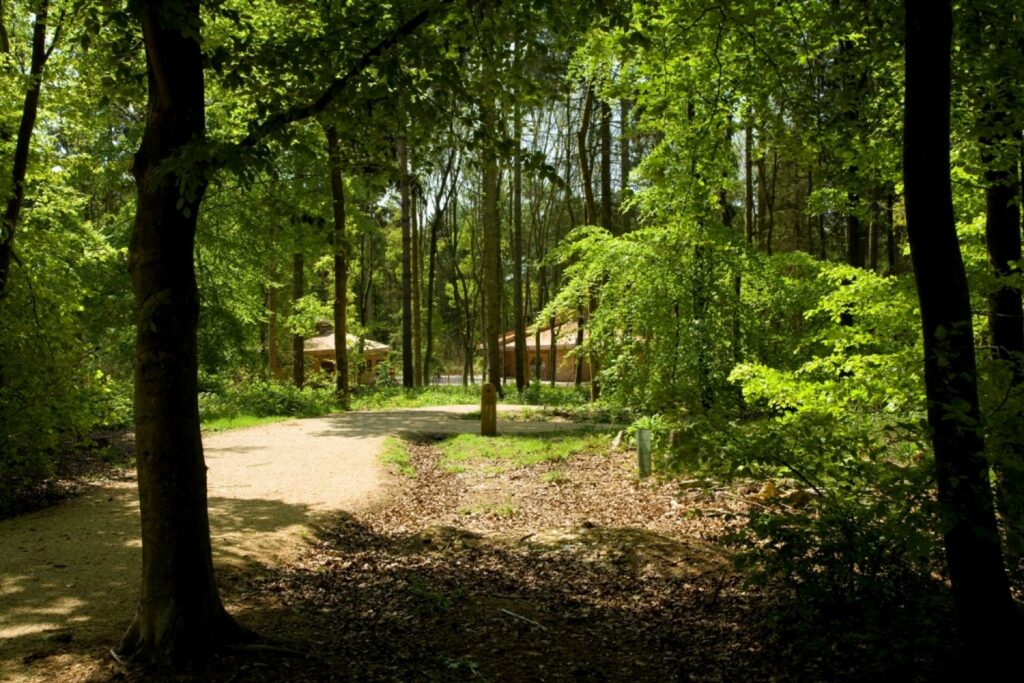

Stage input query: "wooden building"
[
  {"left": 304, "top": 326, "right": 390, "bottom": 384},
  {"left": 497, "top": 321, "right": 590, "bottom": 382}
]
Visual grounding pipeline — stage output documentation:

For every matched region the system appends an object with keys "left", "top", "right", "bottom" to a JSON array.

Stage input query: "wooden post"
[
  {"left": 637, "top": 428, "right": 652, "bottom": 478},
  {"left": 481, "top": 382, "right": 497, "bottom": 436}
]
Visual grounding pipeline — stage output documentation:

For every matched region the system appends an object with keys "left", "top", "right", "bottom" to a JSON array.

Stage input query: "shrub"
[{"left": 198, "top": 379, "right": 338, "bottom": 421}]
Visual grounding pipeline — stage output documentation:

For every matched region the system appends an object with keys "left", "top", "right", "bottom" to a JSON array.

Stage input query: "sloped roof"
[
  {"left": 304, "top": 332, "right": 390, "bottom": 355},
  {"left": 495, "top": 320, "right": 587, "bottom": 351}
]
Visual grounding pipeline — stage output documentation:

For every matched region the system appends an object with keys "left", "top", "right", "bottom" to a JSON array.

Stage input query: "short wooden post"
[
  {"left": 481, "top": 382, "right": 497, "bottom": 436},
  {"left": 637, "top": 428, "right": 652, "bottom": 478}
]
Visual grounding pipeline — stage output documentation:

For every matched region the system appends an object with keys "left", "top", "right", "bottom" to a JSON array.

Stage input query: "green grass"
[
  {"left": 379, "top": 436, "right": 416, "bottom": 477},
  {"left": 349, "top": 385, "right": 481, "bottom": 410},
  {"left": 542, "top": 469, "right": 569, "bottom": 485},
  {"left": 438, "top": 431, "right": 603, "bottom": 473},
  {"left": 348, "top": 383, "right": 594, "bottom": 411},
  {"left": 201, "top": 414, "right": 292, "bottom": 432},
  {"left": 457, "top": 501, "right": 519, "bottom": 517}
]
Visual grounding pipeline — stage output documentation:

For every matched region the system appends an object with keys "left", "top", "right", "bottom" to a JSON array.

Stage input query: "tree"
[
  {"left": 117, "top": 1, "right": 247, "bottom": 661},
  {"left": 326, "top": 125, "right": 349, "bottom": 400},
  {"left": 902, "top": 0, "right": 1021, "bottom": 663},
  {"left": 0, "top": 0, "right": 56, "bottom": 298},
  {"left": 117, "top": 0, "right": 452, "bottom": 663}
]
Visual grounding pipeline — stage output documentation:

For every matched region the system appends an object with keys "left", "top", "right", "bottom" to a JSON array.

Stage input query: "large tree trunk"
[
  {"left": 512, "top": 103, "right": 527, "bottom": 392},
  {"left": 903, "top": 0, "right": 1021, "bottom": 663},
  {"left": 117, "top": 1, "right": 245, "bottom": 663},
  {"left": 0, "top": 0, "right": 50, "bottom": 299},
  {"left": 326, "top": 126, "right": 349, "bottom": 400},
  {"left": 398, "top": 135, "right": 414, "bottom": 387}
]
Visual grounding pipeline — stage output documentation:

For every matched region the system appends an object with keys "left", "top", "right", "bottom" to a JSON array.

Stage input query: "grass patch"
[
  {"left": 201, "top": 414, "right": 291, "bottom": 432},
  {"left": 350, "top": 385, "right": 481, "bottom": 410},
  {"left": 457, "top": 502, "right": 519, "bottom": 517},
  {"left": 542, "top": 469, "right": 569, "bottom": 485},
  {"left": 379, "top": 436, "right": 416, "bottom": 477},
  {"left": 438, "top": 432, "right": 603, "bottom": 472}
]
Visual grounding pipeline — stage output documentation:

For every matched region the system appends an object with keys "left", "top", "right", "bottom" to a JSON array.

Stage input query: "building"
[
  {"left": 496, "top": 321, "right": 590, "bottom": 382},
  {"left": 304, "top": 325, "right": 391, "bottom": 384}
]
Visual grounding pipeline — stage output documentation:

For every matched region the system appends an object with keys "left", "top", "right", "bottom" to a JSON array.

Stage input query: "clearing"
[{"left": 0, "top": 405, "right": 960, "bottom": 682}]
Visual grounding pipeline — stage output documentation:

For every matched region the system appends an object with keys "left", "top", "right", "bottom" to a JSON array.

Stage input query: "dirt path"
[{"left": 0, "top": 405, "right": 563, "bottom": 682}]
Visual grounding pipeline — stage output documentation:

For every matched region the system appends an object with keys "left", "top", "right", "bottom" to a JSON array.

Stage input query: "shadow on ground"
[
  {"left": 105, "top": 512, "right": 967, "bottom": 683},
  {"left": 0, "top": 489, "right": 324, "bottom": 682},
  {"left": 309, "top": 409, "right": 608, "bottom": 441}
]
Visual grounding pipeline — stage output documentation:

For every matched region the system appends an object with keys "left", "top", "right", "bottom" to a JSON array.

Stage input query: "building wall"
[{"left": 502, "top": 348, "right": 590, "bottom": 382}]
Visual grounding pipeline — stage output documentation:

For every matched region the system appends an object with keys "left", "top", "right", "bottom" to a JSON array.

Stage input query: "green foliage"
[
  {"left": 198, "top": 378, "right": 338, "bottom": 421},
  {"left": 513, "top": 381, "right": 589, "bottom": 407},
  {"left": 731, "top": 265, "right": 924, "bottom": 420},
  {"left": 348, "top": 384, "right": 482, "bottom": 410}
]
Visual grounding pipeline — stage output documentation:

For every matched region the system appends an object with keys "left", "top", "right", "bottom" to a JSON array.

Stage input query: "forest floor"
[{"left": 1, "top": 406, "right": 963, "bottom": 682}]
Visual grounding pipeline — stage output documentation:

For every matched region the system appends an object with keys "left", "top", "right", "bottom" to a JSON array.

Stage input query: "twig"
[{"left": 499, "top": 608, "right": 548, "bottom": 631}]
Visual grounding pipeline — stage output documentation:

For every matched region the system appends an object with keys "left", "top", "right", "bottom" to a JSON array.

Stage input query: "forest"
[{"left": 1, "top": 0, "right": 1023, "bottom": 680}]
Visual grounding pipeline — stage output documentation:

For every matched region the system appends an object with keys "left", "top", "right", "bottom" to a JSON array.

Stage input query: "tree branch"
[{"left": 236, "top": 0, "right": 454, "bottom": 150}]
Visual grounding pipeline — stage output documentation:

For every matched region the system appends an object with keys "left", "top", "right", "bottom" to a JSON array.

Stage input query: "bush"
[{"left": 199, "top": 379, "right": 338, "bottom": 421}]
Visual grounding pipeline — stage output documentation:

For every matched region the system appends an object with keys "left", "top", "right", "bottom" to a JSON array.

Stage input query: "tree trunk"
[
  {"left": 398, "top": 135, "right": 414, "bottom": 387},
  {"left": 412, "top": 185, "right": 423, "bottom": 387},
  {"left": 885, "top": 191, "right": 897, "bottom": 274},
  {"left": 549, "top": 315, "right": 558, "bottom": 387},
  {"left": 867, "top": 188, "right": 880, "bottom": 273},
  {"left": 600, "top": 99, "right": 613, "bottom": 232},
  {"left": 577, "top": 86, "right": 596, "bottom": 226},
  {"left": 903, "top": 0, "right": 1021, "bottom": 662},
  {"left": 619, "top": 98, "right": 632, "bottom": 231},
  {"left": 267, "top": 248, "right": 280, "bottom": 378},
  {"left": 846, "top": 199, "right": 863, "bottom": 267},
  {"left": 756, "top": 152, "right": 768, "bottom": 250},
  {"left": 0, "top": 0, "right": 50, "bottom": 299},
  {"left": 483, "top": 107, "right": 502, "bottom": 392},
  {"left": 744, "top": 123, "right": 755, "bottom": 245},
  {"left": 326, "top": 126, "right": 349, "bottom": 400},
  {"left": 117, "top": 1, "right": 245, "bottom": 663},
  {"left": 424, "top": 208, "right": 440, "bottom": 385},
  {"left": 292, "top": 249, "right": 304, "bottom": 389},
  {"left": 512, "top": 102, "right": 527, "bottom": 392}
]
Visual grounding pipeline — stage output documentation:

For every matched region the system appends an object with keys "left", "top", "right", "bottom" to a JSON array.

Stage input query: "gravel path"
[{"left": 0, "top": 405, "right": 567, "bottom": 681}]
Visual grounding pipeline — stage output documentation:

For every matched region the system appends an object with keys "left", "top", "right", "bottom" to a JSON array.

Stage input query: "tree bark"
[
  {"left": 903, "top": 0, "right": 1021, "bottom": 662},
  {"left": 483, "top": 105, "right": 502, "bottom": 391},
  {"left": 600, "top": 99, "right": 613, "bottom": 233},
  {"left": 0, "top": 0, "right": 50, "bottom": 299},
  {"left": 620, "top": 98, "right": 633, "bottom": 231},
  {"left": 326, "top": 126, "right": 349, "bottom": 400},
  {"left": 577, "top": 86, "right": 596, "bottom": 226},
  {"left": 512, "top": 102, "right": 526, "bottom": 392},
  {"left": 398, "top": 135, "right": 414, "bottom": 387},
  {"left": 117, "top": 1, "right": 246, "bottom": 663},
  {"left": 744, "top": 124, "right": 755, "bottom": 245},
  {"left": 267, "top": 243, "right": 280, "bottom": 378},
  {"left": 292, "top": 249, "right": 304, "bottom": 389},
  {"left": 412, "top": 185, "right": 423, "bottom": 387}
]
